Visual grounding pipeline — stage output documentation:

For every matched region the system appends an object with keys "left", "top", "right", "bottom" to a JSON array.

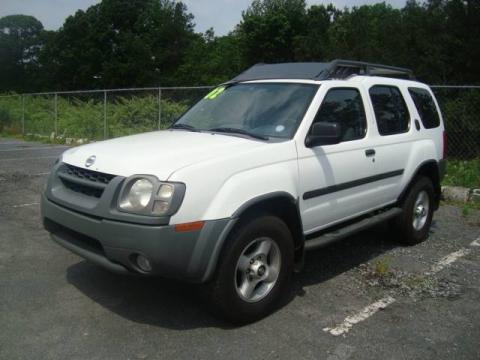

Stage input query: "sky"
[{"left": 0, "top": 0, "right": 406, "bottom": 35}]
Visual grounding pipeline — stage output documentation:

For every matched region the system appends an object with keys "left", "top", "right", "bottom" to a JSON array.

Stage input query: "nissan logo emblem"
[{"left": 85, "top": 155, "right": 96, "bottom": 167}]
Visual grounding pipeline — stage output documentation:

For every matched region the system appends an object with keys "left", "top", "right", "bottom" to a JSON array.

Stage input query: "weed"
[{"left": 374, "top": 258, "right": 391, "bottom": 276}]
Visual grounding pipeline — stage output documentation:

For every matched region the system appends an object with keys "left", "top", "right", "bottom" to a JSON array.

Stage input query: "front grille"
[
  {"left": 58, "top": 164, "right": 116, "bottom": 198},
  {"left": 61, "top": 179, "right": 104, "bottom": 198},
  {"left": 64, "top": 164, "right": 115, "bottom": 185}
]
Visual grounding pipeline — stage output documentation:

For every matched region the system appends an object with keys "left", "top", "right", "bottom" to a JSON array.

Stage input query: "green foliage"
[
  {"left": 436, "top": 89, "right": 480, "bottom": 159},
  {"left": 58, "top": 98, "right": 104, "bottom": 139},
  {"left": 238, "top": 0, "right": 308, "bottom": 64},
  {"left": 38, "top": 0, "right": 196, "bottom": 90},
  {"left": 0, "top": 95, "right": 22, "bottom": 133},
  {"left": 176, "top": 31, "right": 244, "bottom": 85},
  {"left": 0, "top": 15, "right": 47, "bottom": 92},
  {"left": 375, "top": 258, "right": 391, "bottom": 276},
  {"left": 0, "top": 93, "right": 189, "bottom": 141},
  {"left": 462, "top": 204, "right": 470, "bottom": 217},
  {"left": 2, "top": 0, "right": 480, "bottom": 90},
  {"left": 442, "top": 159, "right": 480, "bottom": 189},
  {"left": 106, "top": 95, "right": 188, "bottom": 138}
]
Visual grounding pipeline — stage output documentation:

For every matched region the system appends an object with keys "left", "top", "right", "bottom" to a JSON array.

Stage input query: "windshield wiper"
[
  {"left": 208, "top": 127, "right": 269, "bottom": 141},
  {"left": 170, "top": 123, "right": 199, "bottom": 132}
]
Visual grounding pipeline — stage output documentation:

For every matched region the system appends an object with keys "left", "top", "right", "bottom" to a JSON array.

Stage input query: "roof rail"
[{"left": 229, "top": 59, "right": 414, "bottom": 83}]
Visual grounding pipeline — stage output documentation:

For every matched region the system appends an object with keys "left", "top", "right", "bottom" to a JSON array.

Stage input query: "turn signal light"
[{"left": 174, "top": 221, "right": 205, "bottom": 232}]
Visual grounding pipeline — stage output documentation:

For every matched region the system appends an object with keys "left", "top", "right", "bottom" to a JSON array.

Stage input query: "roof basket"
[
  {"left": 325, "top": 60, "right": 414, "bottom": 80},
  {"left": 229, "top": 59, "right": 414, "bottom": 83}
]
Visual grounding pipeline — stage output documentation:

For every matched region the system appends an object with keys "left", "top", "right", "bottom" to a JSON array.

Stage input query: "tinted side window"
[
  {"left": 369, "top": 85, "right": 410, "bottom": 135},
  {"left": 313, "top": 88, "right": 367, "bottom": 141},
  {"left": 408, "top": 87, "right": 440, "bottom": 129}
]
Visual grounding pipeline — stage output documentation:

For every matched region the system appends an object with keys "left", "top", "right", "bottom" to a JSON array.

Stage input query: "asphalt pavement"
[{"left": 0, "top": 138, "right": 479, "bottom": 360}]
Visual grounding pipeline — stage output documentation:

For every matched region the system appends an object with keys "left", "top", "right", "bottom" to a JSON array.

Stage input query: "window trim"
[
  {"left": 407, "top": 86, "right": 441, "bottom": 129},
  {"left": 306, "top": 86, "right": 368, "bottom": 145},
  {"left": 368, "top": 84, "right": 411, "bottom": 136}
]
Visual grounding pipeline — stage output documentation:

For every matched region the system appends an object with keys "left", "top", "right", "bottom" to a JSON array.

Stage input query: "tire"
[
  {"left": 204, "top": 215, "right": 294, "bottom": 324},
  {"left": 393, "top": 176, "right": 435, "bottom": 245}
]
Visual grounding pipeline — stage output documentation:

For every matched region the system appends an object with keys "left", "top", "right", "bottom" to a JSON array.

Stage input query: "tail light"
[{"left": 442, "top": 131, "right": 448, "bottom": 159}]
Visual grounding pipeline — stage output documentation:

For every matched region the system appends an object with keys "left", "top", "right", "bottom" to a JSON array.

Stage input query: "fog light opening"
[{"left": 135, "top": 254, "right": 152, "bottom": 272}]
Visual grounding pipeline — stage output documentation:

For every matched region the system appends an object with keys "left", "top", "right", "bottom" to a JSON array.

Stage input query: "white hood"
[{"left": 61, "top": 130, "right": 267, "bottom": 180}]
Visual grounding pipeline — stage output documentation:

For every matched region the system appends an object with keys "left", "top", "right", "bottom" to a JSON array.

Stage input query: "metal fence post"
[
  {"left": 158, "top": 88, "right": 162, "bottom": 130},
  {"left": 103, "top": 90, "right": 107, "bottom": 139},
  {"left": 21, "top": 95, "right": 25, "bottom": 135},
  {"left": 54, "top": 93, "right": 58, "bottom": 135}
]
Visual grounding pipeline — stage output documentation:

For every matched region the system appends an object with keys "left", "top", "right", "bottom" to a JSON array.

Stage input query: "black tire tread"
[{"left": 204, "top": 214, "right": 294, "bottom": 324}]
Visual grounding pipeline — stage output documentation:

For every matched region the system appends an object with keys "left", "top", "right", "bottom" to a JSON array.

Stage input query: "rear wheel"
[
  {"left": 394, "top": 176, "right": 434, "bottom": 245},
  {"left": 205, "top": 215, "right": 294, "bottom": 324}
]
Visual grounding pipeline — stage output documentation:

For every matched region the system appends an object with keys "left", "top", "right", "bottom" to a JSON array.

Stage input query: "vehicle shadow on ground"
[{"left": 66, "top": 223, "right": 409, "bottom": 330}]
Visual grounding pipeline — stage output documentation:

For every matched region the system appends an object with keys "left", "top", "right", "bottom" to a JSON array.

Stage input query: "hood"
[{"left": 61, "top": 130, "right": 268, "bottom": 180}]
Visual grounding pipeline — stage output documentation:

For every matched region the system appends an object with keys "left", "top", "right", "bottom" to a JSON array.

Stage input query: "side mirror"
[{"left": 305, "top": 122, "right": 342, "bottom": 147}]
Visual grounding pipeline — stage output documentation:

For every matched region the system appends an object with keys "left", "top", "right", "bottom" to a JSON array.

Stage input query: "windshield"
[{"left": 174, "top": 83, "right": 319, "bottom": 139}]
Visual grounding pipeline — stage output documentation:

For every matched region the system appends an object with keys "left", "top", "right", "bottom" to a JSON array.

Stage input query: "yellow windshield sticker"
[{"left": 204, "top": 86, "right": 225, "bottom": 100}]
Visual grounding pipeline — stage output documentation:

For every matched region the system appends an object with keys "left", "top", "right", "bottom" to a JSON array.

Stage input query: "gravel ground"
[{"left": 0, "top": 138, "right": 479, "bottom": 360}]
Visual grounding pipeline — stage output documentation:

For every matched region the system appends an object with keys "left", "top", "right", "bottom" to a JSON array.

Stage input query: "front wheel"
[
  {"left": 394, "top": 176, "right": 435, "bottom": 245},
  {"left": 205, "top": 215, "right": 294, "bottom": 324}
]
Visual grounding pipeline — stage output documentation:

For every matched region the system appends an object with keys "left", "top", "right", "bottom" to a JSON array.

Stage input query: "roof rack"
[{"left": 230, "top": 59, "right": 414, "bottom": 83}]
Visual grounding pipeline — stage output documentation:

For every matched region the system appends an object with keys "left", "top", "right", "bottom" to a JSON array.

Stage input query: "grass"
[
  {"left": 374, "top": 258, "right": 391, "bottom": 276},
  {"left": 442, "top": 158, "right": 480, "bottom": 189},
  {"left": 0, "top": 93, "right": 195, "bottom": 141}
]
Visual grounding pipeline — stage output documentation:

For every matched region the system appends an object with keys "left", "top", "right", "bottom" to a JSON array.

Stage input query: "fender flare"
[
  {"left": 232, "top": 191, "right": 298, "bottom": 218},
  {"left": 397, "top": 159, "right": 441, "bottom": 209},
  {"left": 201, "top": 191, "right": 304, "bottom": 282}
]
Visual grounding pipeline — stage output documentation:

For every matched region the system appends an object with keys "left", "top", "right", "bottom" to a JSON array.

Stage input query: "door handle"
[{"left": 365, "top": 149, "right": 376, "bottom": 157}]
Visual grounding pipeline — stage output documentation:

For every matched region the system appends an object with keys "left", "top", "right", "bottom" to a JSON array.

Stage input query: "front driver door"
[{"left": 297, "top": 85, "right": 380, "bottom": 234}]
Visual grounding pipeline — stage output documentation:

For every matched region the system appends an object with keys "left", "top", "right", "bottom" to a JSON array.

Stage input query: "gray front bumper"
[{"left": 41, "top": 194, "right": 234, "bottom": 283}]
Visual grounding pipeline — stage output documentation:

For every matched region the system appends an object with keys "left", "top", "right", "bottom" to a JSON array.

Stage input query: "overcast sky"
[{"left": 0, "top": 0, "right": 406, "bottom": 35}]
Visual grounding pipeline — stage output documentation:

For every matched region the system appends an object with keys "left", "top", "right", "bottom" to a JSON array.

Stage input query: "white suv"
[{"left": 42, "top": 60, "right": 446, "bottom": 323}]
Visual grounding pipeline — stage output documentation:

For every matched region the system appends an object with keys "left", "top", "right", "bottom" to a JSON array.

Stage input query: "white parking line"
[
  {"left": 428, "top": 248, "right": 471, "bottom": 274},
  {"left": 11, "top": 202, "right": 40, "bottom": 208},
  {"left": 324, "top": 243, "right": 478, "bottom": 337},
  {"left": 323, "top": 296, "right": 396, "bottom": 336},
  {"left": 0, "top": 146, "right": 67, "bottom": 152},
  {"left": 0, "top": 156, "right": 57, "bottom": 161}
]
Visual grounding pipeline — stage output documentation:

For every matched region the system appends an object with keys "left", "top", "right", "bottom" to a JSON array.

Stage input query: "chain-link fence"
[
  {"left": 0, "top": 85, "right": 479, "bottom": 160},
  {"left": 430, "top": 86, "right": 480, "bottom": 160},
  {"left": 0, "top": 86, "right": 213, "bottom": 142}
]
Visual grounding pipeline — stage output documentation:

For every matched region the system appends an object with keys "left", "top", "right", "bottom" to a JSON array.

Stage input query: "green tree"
[
  {"left": 0, "top": 15, "right": 46, "bottom": 91},
  {"left": 326, "top": 3, "right": 406, "bottom": 66},
  {"left": 294, "top": 4, "right": 339, "bottom": 61},
  {"left": 41, "top": 0, "right": 195, "bottom": 90},
  {"left": 176, "top": 29, "right": 245, "bottom": 85},
  {"left": 237, "top": 0, "right": 308, "bottom": 64}
]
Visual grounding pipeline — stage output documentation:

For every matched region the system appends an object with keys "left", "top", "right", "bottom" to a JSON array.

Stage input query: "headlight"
[
  {"left": 119, "top": 179, "right": 153, "bottom": 211},
  {"left": 118, "top": 175, "right": 185, "bottom": 216}
]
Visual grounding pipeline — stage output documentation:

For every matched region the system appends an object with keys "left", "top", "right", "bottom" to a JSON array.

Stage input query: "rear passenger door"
[{"left": 366, "top": 84, "right": 413, "bottom": 205}]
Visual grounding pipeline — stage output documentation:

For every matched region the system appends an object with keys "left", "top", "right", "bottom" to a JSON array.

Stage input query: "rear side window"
[
  {"left": 369, "top": 85, "right": 410, "bottom": 135},
  {"left": 313, "top": 88, "right": 367, "bottom": 141},
  {"left": 408, "top": 87, "right": 440, "bottom": 129}
]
